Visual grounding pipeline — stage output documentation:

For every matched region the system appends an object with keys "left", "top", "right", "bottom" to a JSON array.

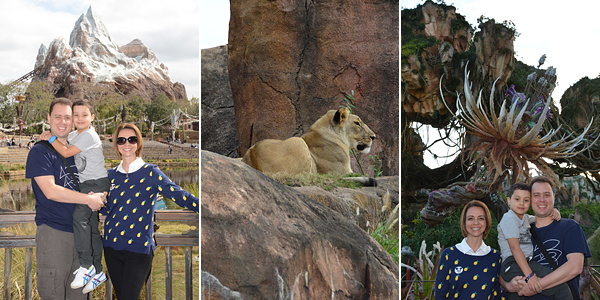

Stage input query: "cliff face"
[
  {"left": 31, "top": 6, "right": 186, "bottom": 101},
  {"left": 560, "top": 77, "right": 600, "bottom": 130},
  {"left": 228, "top": 0, "right": 399, "bottom": 176},
  {"left": 401, "top": 1, "right": 515, "bottom": 128}
]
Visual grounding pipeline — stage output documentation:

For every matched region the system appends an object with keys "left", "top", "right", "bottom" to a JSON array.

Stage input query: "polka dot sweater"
[
  {"left": 101, "top": 163, "right": 199, "bottom": 254},
  {"left": 435, "top": 246, "right": 505, "bottom": 300}
]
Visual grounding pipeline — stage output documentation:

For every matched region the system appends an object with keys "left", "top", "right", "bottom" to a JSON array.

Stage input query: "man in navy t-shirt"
[
  {"left": 26, "top": 98, "right": 105, "bottom": 299},
  {"left": 502, "top": 176, "right": 590, "bottom": 299}
]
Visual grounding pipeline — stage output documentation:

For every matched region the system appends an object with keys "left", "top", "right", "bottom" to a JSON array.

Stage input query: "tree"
[
  {"left": 145, "top": 94, "right": 179, "bottom": 127},
  {"left": 75, "top": 82, "right": 125, "bottom": 129},
  {"left": 0, "top": 84, "right": 17, "bottom": 130},
  {"left": 23, "top": 81, "right": 55, "bottom": 130},
  {"left": 126, "top": 95, "right": 148, "bottom": 132}
]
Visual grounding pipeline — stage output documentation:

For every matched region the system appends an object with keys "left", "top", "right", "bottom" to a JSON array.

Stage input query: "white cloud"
[{"left": 0, "top": 0, "right": 199, "bottom": 99}]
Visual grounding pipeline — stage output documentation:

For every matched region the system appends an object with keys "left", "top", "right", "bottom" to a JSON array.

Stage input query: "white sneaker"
[
  {"left": 71, "top": 266, "right": 96, "bottom": 289},
  {"left": 82, "top": 271, "right": 106, "bottom": 294}
]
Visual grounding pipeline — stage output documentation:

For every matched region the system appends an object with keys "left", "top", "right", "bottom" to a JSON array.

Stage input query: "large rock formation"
[
  {"left": 201, "top": 150, "right": 399, "bottom": 299},
  {"left": 201, "top": 45, "right": 239, "bottom": 157},
  {"left": 228, "top": 0, "right": 399, "bottom": 176},
  {"left": 401, "top": 1, "right": 515, "bottom": 128},
  {"left": 31, "top": 6, "right": 186, "bottom": 101},
  {"left": 560, "top": 76, "right": 600, "bottom": 130}
]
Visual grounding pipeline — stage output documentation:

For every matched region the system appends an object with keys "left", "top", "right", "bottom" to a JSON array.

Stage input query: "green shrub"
[{"left": 402, "top": 204, "right": 500, "bottom": 256}]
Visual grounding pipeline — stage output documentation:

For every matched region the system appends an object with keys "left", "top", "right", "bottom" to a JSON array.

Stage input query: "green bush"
[{"left": 402, "top": 204, "right": 501, "bottom": 257}]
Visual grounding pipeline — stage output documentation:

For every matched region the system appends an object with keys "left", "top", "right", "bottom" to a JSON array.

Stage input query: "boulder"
[
  {"left": 228, "top": 0, "right": 399, "bottom": 176},
  {"left": 201, "top": 45, "right": 240, "bottom": 157},
  {"left": 201, "top": 150, "right": 399, "bottom": 299}
]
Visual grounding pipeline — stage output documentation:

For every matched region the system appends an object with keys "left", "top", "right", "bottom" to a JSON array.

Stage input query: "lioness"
[{"left": 242, "top": 107, "right": 376, "bottom": 174}]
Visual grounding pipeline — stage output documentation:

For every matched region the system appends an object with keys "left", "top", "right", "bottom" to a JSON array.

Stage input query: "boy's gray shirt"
[
  {"left": 68, "top": 126, "right": 107, "bottom": 182},
  {"left": 497, "top": 209, "right": 536, "bottom": 260}
]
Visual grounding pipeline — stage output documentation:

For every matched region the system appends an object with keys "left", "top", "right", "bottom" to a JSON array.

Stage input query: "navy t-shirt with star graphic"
[
  {"left": 26, "top": 142, "right": 79, "bottom": 233},
  {"left": 528, "top": 219, "right": 591, "bottom": 300}
]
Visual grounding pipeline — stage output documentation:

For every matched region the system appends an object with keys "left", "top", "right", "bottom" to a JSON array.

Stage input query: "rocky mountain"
[{"left": 31, "top": 6, "right": 186, "bottom": 101}]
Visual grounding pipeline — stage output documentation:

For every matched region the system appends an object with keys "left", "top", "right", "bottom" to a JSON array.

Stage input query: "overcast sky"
[
  {"left": 200, "top": 0, "right": 229, "bottom": 49},
  {"left": 0, "top": 0, "right": 199, "bottom": 99},
  {"left": 402, "top": 0, "right": 600, "bottom": 168},
  {"left": 401, "top": 0, "right": 600, "bottom": 105}
]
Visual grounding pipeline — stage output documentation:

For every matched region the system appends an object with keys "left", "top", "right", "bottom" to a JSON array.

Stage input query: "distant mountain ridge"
[{"left": 32, "top": 6, "right": 187, "bottom": 101}]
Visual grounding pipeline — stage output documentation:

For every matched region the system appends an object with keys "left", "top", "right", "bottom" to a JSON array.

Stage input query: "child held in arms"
[
  {"left": 41, "top": 99, "right": 108, "bottom": 294},
  {"left": 497, "top": 183, "right": 572, "bottom": 300}
]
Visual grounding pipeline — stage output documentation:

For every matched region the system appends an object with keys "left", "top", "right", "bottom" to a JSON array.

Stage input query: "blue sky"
[{"left": 0, "top": 0, "right": 199, "bottom": 99}]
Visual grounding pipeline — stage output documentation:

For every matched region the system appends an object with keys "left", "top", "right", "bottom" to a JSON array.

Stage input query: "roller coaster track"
[{"left": 6, "top": 66, "right": 42, "bottom": 88}]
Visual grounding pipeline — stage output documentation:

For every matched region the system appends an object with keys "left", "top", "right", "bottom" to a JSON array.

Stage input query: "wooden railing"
[{"left": 0, "top": 210, "right": 198, "bottom": 300}]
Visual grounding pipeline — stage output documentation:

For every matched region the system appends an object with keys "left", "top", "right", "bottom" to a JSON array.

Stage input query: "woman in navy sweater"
[
  {"left": 101, "top": 123, "right": 198, "bottom": 299},
  {"left": 434, "top": 200, "right": 505, "bottom": 299}
]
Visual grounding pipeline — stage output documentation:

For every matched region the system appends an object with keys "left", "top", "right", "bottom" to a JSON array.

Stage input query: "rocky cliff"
[
  {"left": 228, "top": 0, "right": 399, "bottom": 176},
  {"left": 201, "top": 150, "right": 399, "bottom": 299},
  {"left": 31, "top": 6, "right": 186, "bottom": 101},
  {"left": 201, "top": 46, "right": 239, "bottom": 157},
  {"left": 560, "top": 76, "right": 600, "bottom": 130}
]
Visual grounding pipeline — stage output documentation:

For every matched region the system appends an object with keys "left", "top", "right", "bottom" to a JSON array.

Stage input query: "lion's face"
[
  {"left": 343, "top": 113, "right": 376, "bottom": 154},
  {"left": 332, "top": 108, "right": 375, "bottom": 153}
]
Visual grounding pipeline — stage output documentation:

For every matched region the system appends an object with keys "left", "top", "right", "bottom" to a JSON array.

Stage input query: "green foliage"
[
  {"left": 450, "top": 15, "right": 472, "bottom": 34},
  {"left": 145, "top": 94, "right": 179, "bottom": 125},
  {"left": 0, "top": 164, "right": 26, "bottom": 172},
  {"left": 401, "top": 240, "right": 443, "bottom": 300},
  {"left": 572, "top": 202, "right": 600, "bottom": 237},
  {"left": 369, "top": 154, "right": 383, "bottom": 177},
  {"left": 402, "top": 204, "right": 501, "bottom": 255},
  {"left": 268, "top": 172, "right": 363, "bottom": 191},
  {"left": 0, "top": 84, "right": 17, "bottom": 126},
  {"left": 340, "top": 90, "right": 356, "bottom": 113},
  {"left": 370, "top": 212, "right": 400, "bottom": 264}
]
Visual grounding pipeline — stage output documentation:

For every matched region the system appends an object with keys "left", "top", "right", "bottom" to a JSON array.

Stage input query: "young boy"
[
  {"left": 497, "top": 182, "right": 572, "bottom": 300},
  {"left": 42, "top": 99, "right": 108, "bottom": 294}
]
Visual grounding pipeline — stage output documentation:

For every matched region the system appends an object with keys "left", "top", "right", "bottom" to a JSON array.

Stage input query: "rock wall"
[
  {"left": 201, "top": 150, "right": 399, "bottom": 299},
  {"left": 228, "top": 0, "right": 399, "bottom": 176},
  {"left": 201, "top": 45, "right": 240, "bottom": 157}
]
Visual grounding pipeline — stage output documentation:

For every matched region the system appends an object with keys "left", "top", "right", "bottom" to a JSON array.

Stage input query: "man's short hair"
[
  {"left": 507, "top": 183, "right": 530, "bottom": 198},
  {"left": 49, "top": 98, "right": 73, "bottom": 115},
  {"left": 530, "top": 176, "right": 554, "bottom": 192}
]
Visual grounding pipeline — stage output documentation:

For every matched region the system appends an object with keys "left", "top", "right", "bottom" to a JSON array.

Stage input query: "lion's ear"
[{"left": 334, "top": 107, "right": 349, "bottom": 125}]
